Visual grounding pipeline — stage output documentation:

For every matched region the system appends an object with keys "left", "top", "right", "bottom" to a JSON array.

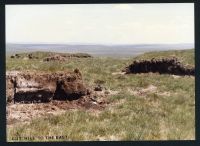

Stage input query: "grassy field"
[{"left": 6, "top": 49, "right": 195, "bottom": 141}]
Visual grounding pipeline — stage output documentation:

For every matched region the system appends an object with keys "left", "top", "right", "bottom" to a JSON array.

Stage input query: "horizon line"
[{"left": 6, "top": 42, "right": 194, "bottom": 45}]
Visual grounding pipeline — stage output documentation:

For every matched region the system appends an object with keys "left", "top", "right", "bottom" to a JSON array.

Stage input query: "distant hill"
[{"left": 6, "top": 43, "right": 194, "bottom": 57}]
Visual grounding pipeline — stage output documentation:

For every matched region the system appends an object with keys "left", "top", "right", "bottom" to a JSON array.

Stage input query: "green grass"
[
  {"left": 6, "top": 49, "right": 195, "bottom": 141},
  {"left": 134, "top": 49, "right": 194, "bottom": 67}
]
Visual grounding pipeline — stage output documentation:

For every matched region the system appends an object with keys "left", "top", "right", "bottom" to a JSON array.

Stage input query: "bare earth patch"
[
  {"left": 157, "top": 91, "right": 171, "bottom": 97},
  {"left": 128, "top": 85, "right": 171, "bottom": 98},
  {"left": 7, "top": 95, "right": 109, "bottom": 126},
  {"left": 97, "top": 135, "right": 121, "bottom": 141},
  {"left": 172, "top": 75, "right": 181, "bottom": 79},
  {"left": 128, "top": 85, "right": 157, "bottom": 96},
  {"left": 112, "top": 72, "right": 125, "bottom": 75},
  {"left": 172, "top": 75, "right": 195, "bottom": 79}
]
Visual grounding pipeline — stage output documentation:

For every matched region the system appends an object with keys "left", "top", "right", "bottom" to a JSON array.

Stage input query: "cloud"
[
  {"left": 114, "top": 4, "right": 132, "bottom": 10},
  {"left": 6, "top": 4, "right": 194, "bottom": 44}
]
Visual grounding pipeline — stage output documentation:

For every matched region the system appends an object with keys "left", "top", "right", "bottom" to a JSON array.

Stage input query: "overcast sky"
[{"left": 6, "top": 4, "right": 194, "bottom": 44}]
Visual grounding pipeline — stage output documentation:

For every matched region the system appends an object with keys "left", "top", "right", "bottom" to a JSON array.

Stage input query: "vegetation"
[{"left": 7, "top": 49, "right": 195, "bottom": 141}]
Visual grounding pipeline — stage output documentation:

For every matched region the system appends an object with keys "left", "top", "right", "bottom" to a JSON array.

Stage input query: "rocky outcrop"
[
  {"left": 123, "top": 57, "right": 195, "bottom": 76},
  {"left": 6, "top": 69, "right": 88, "bottom": 103}
]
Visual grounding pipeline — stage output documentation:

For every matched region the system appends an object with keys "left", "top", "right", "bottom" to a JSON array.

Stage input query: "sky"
[{"left": 6, "top": 4, "right": 194, "bottom": 44}]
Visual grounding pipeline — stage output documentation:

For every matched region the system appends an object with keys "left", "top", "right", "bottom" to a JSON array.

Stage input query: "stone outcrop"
[
  {"left": 123, "top": 57, "right": 195, "bottom": 76},
  {"left": 6, "top": 69, "right": 88, "bottom": 103}
]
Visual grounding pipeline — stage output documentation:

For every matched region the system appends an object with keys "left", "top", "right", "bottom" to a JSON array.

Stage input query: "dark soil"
[
  {"left": 6, "top": 69, "right": 87, "bottom": 103},
  {"left": 123, "top": 57, "right": 195, "bottom": 76}
]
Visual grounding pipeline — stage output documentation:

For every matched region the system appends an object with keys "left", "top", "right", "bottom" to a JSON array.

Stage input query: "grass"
[{"left": 6, "top": 49, "right": 195, "bottom": 141}]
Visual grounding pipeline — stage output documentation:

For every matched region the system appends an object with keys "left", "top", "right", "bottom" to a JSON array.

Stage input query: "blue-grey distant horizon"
[{"left": 6, "top": 43, "right": 194, "bottom": 57}]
